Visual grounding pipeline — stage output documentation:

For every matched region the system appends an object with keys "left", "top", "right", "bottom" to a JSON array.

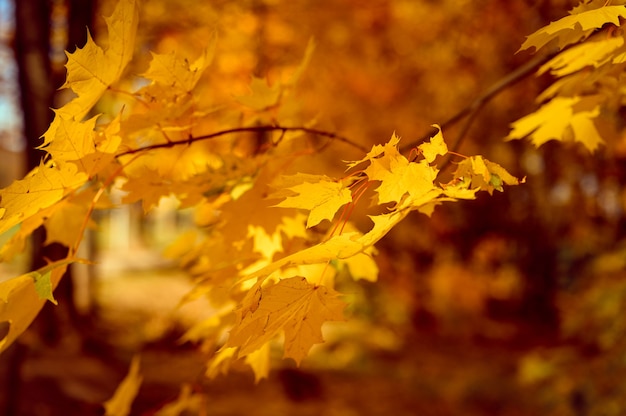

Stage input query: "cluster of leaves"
[
  {"left": 2, "top": 0, "right": 626, "bottom": 413},
  {"left": 504, "top": 2, "right": 626, "bottom": 413},
  {"left": 0, "top": 0, "right": 521, "bottom": 377},
  {"left": 507, "top": 0, "right": 626, "bottom": 152}
]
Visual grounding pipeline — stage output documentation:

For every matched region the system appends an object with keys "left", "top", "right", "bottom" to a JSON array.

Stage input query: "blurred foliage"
[
  {"left": 4, "top": 0, "right": 626, "bottom": 414},
  {"left": 78, "top": 0, "right": 626, "bottom": 413}
]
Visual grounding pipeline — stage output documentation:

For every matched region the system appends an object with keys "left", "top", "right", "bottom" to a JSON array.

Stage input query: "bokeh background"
[{"left": 2, "top": 0, "right": 626, "bottom": 415}]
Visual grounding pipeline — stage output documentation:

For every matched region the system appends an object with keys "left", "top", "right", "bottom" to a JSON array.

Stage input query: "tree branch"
[
  {"left": 115, "top": 125, "right": 369, "bottom": 157},
  {"left": 116, "top": 49, "right": 559, "bottom": 160},
  {"left": 399, "top": 47, "right": 560, "bottom": 154}
]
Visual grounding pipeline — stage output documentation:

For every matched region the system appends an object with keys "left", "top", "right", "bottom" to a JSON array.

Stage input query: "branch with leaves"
[{"left": 1, "top": 1, "right": 624, "bottom": 410}]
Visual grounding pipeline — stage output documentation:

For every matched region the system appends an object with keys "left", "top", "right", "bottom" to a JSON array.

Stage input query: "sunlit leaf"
[
  {"left": 103, "top": 355, "right": 143, "bottom": 416},
  {"left": 59, "top": 0, "right": 139, "bottom": 120},
  {"left": 520, "top": 5, "right": 626, "bottom": 52},
  {"left": 228, "top": 276, "right": 346, "bottom": 365},
  {"left": 506, "top": 96, "right": 604, "bottom": 151}
]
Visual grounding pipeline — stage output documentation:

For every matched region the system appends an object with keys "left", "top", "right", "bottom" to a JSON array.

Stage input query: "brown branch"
[
  {"left": 115, "top": 125, "right": 369, "bottom": 157},
  {"left": 116, "top": 48, "right": 560, "bottom": 160},
  {"left": 399, "top": 47, "right": 560, "bottom": 154}
]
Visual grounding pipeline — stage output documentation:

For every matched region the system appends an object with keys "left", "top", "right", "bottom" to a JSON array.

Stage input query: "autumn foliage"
[{"left": 2, "top": 0, "right": 626, "bottom": 414}]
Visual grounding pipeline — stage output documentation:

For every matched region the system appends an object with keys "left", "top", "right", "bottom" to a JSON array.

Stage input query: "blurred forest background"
[{"left": 2, "top": 0, "right": 626, "bottom": 415}]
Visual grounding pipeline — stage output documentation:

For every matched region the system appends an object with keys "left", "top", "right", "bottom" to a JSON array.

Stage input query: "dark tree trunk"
[
  {"left": 15, "top": 0, "right": 54, "bottom": 169},
  {"left": 68, "top": 0, "right": 96, "bottom": 52},
  {"left": 4, "top": 1, "right": 98, "bottom": 414},
  {"left": 9, "top": 4, "right": 55, "bottom": 415}
]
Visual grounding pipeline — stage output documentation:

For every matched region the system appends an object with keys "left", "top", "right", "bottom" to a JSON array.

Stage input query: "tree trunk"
[{"left": 4, "top": 1, "right": 98, "bottom": 414}]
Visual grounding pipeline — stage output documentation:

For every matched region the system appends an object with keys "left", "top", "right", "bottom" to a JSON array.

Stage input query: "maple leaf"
[
  {"left": 206, "top": 347, "right": 237, "bottom": 379},
  {"left": 103, "top": 355, "right": 143, "bottom": 416},
  {"left": 348, "top": 132, "right": 441, "bottom": 206},
  {"left": 121, "top": 162, "right": 221, "bottom": 213},
  {"left": 0, "top": 211, "right": 44, "bottom": 262},
  {"left": 346, "top": 132, "right": 402, "bottom": 170},
  {"left": 383, "top": 160, "right": 439, "bottom": 206},
  {"left": 244, "top": 341, "right": 272, "bottom": 382},
  {"left": 442, "top": 180, "right": 480, "bottom": 200},
  {"left": 236, "top": 39, "right": 315, "bottom": 113},
  {"left": 0, "top": 259, "right": 77, "bottom": 354},
  {"left": 44, "top": 189, "right": 99, "bottom": 248},
  {"left": 58, "top": 0, "right": 139, "bottom": 120},
  {"left": 419, "top": 125, "right": 448, "bottom": 163},
  {"left": 453, "top": 156, "right": 521, "bottom": 195},
  {"left": 143, "top": 42, "right": 215, "bottom": 93},
  {"left": 538, "top": 36, "right": 624, "bottom": 77},
  {"left": 227, "top": 277, "right": 346, "bottom": 365},
  {"left": 153, "top": 384, "right": 203, "bottom": 416},
  {"left": 40, "top": 115, "right": 99, "bottom": 162},
  {"left": 506, "top": 95, "right": 604, "bottom": 151},
  {"left": 39, "top": 114, "right": 122, "bottom": 177},
  {"left": 273, "top": 174, "right": 352, "bottom": 228},
  {"left": 340, "top": 251, "right": 379, "bottom": 282},
  {"left": 520, "top": 5, "right": 626, "bottom": 52},
  {"left": 0, "top": 161, "right": 87, "bottom": 236},
  {"left": 236, "top": 76, "right": 282, "bottom": 111}
]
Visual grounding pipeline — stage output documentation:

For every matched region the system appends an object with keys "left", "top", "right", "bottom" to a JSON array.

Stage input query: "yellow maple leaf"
[
  {"left": 506, "top": 95, "right": 604, "bottom": 152},
  {"left": 206, "top": 346, "right": 237, "bottom": 379},
  {"left": 0, "top": 161, "right": 87, "bottom": 236},
  {"left": 244, "top": 341, "right": 272, "bottom": 383},
  {"left": 0, "top": 211, "right": 43, "bottom": 262},
  {"left": 1, "top": 187, "right": 103, "bottom": 261},
  {"left": 369, "top": 158, "right": 433, "bottom": 205},
  {"left": 0, "top": 260, "right": 76, "bottom": 354},
  {"left": 346, "top": 132, "right": 402, "bottom": 170},
  {"left": 143, "top": 42, "right": 215, "bottom": 93},
  {"left": 43, "top": 190, "right": 98, "bottom": 248},
  {"left": 520, "top": 5, "right": 626, "bottom": 52},
  {"left": 58, "top": 0, "right": 139, "bottom": 120},
  {"left": 103, "top": 355, "right": 143, "bottom": 416},
  {"left": 40, "top": 115, "right": 99, "bottom": 162},
  {"left": 39, "top": 113, "right": 122, "bottom": 179},
  {"left": 539, "top": 36, "right": 623, "bottom": 77},
  {"left": 341, "top": 251, "right": 378, "bottom": 282},
  {"left": 236, "top": 76, "right": 282, "bottom": 111},
  {"left": 349, "top": 133, "right": 441, "bottom": 206},
  {"left": 227, "top": 277, "right": 346, "bottom": 365},
  {"left": 235, "top": 39, "right": 315, "bottom": 112},
  {"left": 453, "top": 156, "right": 521, "bottom": 195},
  {"left": 273, "top": 176, "right": 352, "bottom": 228},
  {"left": 153, "top": 384, "right": 203, "bottom": 416},
  {"left": 419, "top": 125, "right": 448, "bottom": 163}
]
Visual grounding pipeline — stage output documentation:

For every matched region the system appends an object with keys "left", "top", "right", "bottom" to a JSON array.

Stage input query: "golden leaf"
[
  {"left": 520, "top": 5, "right": 626, "bottom": 52},
  {"left": 244, "top": 341, "right": 272, "bottom": 383},
  {"left": 236, "top": 76, "right": 282, "bottom": 111},
  {"left": 0, "top": 261, "right": 74, "bottom": 354},
  {"left": 0, "top": 161, "right": 87, "bottom": 236},
  {"left": 453, "top": 156, "right": 521, "bottom": 195},
  {"left": 273, "top": 176, "right": 352, "bottom": 228},
  {"left": 506, "top": 96, "right": 604, "bottom": 152},
  {"left": 419, "top": 125, "right": 448, "bottom": 164},
  {"left": 103, "top": 355, "right": 143, "bottom": 416},
  {"left": 59, "top": 0, "right": 139, "bottom": 120},
  {"left": 539, "top": 36, "right": 624, "bottom": 77},
  {"left": 143, "top": 43, "right": 215, "bottom": 93},
  {"left": 227, "top": 277, "right": 346, "bottom": 365}
]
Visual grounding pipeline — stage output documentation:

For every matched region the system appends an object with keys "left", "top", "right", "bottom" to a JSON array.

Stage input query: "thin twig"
[
  {"left": 115, "top": 125, "right": 369, "bottom": 157},
  {"left": 399, "top": 47, "right": 560, "bottom": 154}
]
